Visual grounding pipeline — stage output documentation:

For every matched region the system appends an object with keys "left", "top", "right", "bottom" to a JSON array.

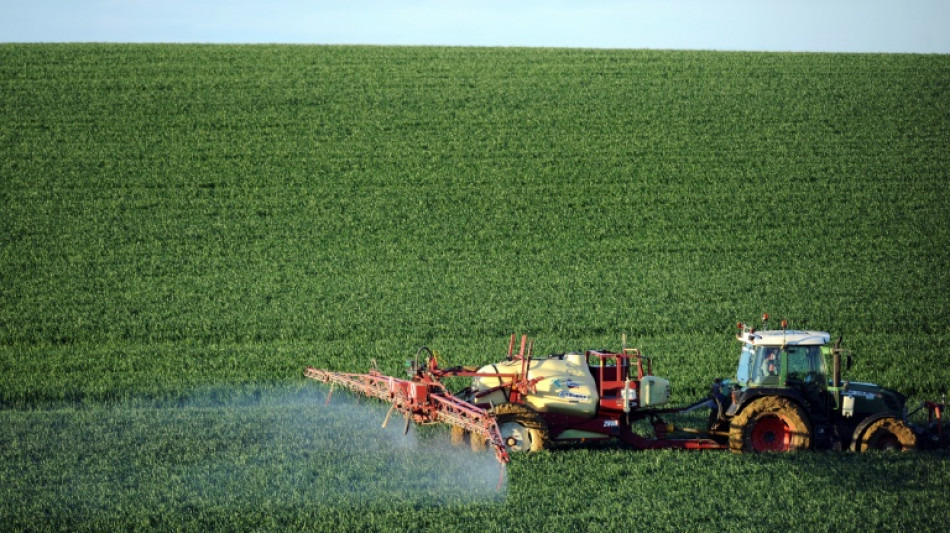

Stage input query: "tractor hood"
[{"left": 844, "top": 381, "right": 908, "bottom": 414}]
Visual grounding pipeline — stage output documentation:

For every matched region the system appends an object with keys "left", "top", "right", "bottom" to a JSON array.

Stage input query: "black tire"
[
  {"left": 729, "top": 397, "right": 812, "bottom": 453},
  {"left": 492, "top": 403, "right": 549, "bottom": 453},
  {"left": 854, "top": 417, "right": 916, "bottom": 452}
]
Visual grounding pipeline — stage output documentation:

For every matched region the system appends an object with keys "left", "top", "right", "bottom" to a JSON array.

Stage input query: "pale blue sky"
[{"left": 3, "top": 0, "right": 949, "bottom": 53}]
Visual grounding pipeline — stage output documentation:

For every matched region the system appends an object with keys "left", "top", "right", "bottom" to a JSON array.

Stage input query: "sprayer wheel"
[
  {"left": 729, "top": 397, "right": 812, "bottom": 453},
  {"left": 491, "top": 403, "right": 549, "bottom": 453},
  {"left": 854, "top": 417, "right": 917, "bottom": 452},
  {"left": 450, "top": 426, "right": 467, "bottom": 447},
  {"left": 470, "top": 433, "right": 487, "bottom": 452}
]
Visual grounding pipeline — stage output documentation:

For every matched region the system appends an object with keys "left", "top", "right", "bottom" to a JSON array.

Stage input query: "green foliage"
[
  {"left": 3, "top": 391, "right": 949, "bottom": 533},
  {"left": 2, "top": 44, "right": 950, "bottom": 531}
]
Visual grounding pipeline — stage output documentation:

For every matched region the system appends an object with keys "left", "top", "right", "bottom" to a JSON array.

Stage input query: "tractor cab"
[
  {"left": 734, "top": 328, "right": 831, "bottom": 389},
  {"left": 727, "top": 324, "right": 836, "bottom": 419}
]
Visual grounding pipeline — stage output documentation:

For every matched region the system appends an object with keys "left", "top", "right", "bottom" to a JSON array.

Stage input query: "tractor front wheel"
[
  {"left": 730, "top": 397, "right": 812, "bottom": 453},
  {"left": 853, "top": 417, "right": 916, "bottom": 452}
]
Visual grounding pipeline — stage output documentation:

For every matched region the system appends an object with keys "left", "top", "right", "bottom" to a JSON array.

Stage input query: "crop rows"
[
  {"left": 2, "top": 386, "right": 948, "bottom": 533},
  {"left": 2, "top": 44, "right": 950, "bottom": 531}
]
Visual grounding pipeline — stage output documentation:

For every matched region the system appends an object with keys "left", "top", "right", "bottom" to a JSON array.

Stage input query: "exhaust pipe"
[{"left": 832, "top": 336, "right": 843, "bottom": 389}]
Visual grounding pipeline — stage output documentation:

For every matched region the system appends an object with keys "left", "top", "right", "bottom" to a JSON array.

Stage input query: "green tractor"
[{"left": 708, "top": 315, "right": 946, "bottom": 452}]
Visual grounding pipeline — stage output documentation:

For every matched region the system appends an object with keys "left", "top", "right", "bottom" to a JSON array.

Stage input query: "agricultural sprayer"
[{"left": 305, "top": 334, "right": 726, "bottom": 464}]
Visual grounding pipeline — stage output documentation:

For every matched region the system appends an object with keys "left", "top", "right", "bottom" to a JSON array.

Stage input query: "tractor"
[{"left": 707, "top": 315, "right": 946, "bottom": 452}]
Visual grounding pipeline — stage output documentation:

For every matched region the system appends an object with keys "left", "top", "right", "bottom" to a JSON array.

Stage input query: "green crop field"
[{"left": 2, "top": 44, "right": 950, "bottom": 531}]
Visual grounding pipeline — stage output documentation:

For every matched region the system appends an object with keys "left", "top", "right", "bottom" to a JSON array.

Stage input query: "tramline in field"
[{"left": 305, "top": 323, "right": 947, "bottom": 463}]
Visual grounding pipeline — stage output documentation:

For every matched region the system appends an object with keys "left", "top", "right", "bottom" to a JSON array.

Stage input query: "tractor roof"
[{"left": 739, "top": 330, "right": 831, "bottom": 346}]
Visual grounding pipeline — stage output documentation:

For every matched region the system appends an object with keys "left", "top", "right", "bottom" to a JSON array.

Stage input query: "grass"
[{"left": 2, "top": 43, "right": 949, "bottom": 531}]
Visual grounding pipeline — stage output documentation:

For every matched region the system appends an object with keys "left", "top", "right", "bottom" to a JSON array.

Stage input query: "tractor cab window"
[
  {"left": 786, "top": 345, "right": 826, "bottom": 384},
  {"left": 750, "top": 346, "right": 782, "bottom": 386},
  {"left": 736, "top": 344, "right": 754, "bottom": 386}
]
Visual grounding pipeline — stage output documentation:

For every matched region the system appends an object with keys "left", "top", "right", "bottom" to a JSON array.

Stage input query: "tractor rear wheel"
[
  {"left": 729, "top": 397, "right": 812, "bottom": 453},
  {"left": 492, "top": 403, "right": 549, "bottom": 453},
  {"left": 853, "top": 417, "right": 916, "bottom": 452}
]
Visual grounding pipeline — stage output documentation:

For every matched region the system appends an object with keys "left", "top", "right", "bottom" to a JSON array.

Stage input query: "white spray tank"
[
  {"left": 471, "top": 346, "right": 671, "bottom": 417},
  {"left": 472, "top": 354, "right": 599, "bottom": 417}
]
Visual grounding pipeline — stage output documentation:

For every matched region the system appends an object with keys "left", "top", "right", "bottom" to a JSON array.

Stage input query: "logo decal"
[
  {"left": 552, "top": 378, "right": 582, "bottom": 390},
  {"left": 557, "top": 390, "right": 590, "bottom": 401}
]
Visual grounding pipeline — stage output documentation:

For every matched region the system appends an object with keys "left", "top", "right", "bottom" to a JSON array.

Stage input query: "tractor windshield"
[{"left": 748, "top": 344, "right": 827, "bottom": 386}]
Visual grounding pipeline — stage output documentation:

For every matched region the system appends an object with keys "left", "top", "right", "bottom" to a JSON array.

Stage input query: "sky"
[{"left": 3, "top": 0, "right": 949, "bottom": 54}]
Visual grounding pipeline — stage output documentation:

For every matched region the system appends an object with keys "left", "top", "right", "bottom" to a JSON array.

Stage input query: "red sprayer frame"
[{"left": 305, "top": 334, "right": 727, "bottom": 465}]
